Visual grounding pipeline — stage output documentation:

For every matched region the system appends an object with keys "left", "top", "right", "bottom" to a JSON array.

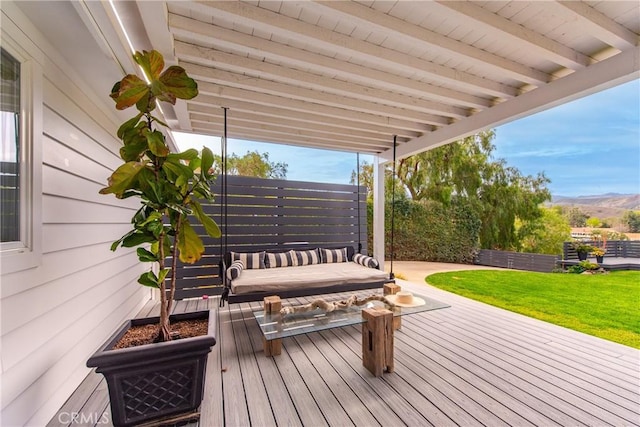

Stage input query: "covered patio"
[
  {"left": 2, "top": 1, "right": 639, "bottom": 426},
  {"left": 49, "top": 277, "right": 639, "bottom": 426}
]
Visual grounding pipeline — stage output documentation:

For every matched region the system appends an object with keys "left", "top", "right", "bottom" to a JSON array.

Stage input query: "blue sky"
[{"left": 175, "top": 79, "right": 639, "bottom": 197}]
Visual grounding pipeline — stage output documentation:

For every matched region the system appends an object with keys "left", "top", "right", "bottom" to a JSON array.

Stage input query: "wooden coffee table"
[{"left": 252, "top": 287, "right": 450, "bottom": 376}]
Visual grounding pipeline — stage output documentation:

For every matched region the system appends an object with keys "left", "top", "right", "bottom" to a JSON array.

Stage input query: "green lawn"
[{"left": 425, "top": 270, "right": 640, "bottom": 349}]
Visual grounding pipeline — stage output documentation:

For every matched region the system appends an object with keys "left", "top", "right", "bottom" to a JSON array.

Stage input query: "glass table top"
[{"left": 253, "top": 293, "right": 450, "bottom": 341}]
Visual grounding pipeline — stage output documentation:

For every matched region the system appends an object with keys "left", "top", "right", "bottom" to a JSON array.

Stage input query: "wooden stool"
[
  {"left": 362, "top": 307, "right": 394, "bottom": 376},
  {"left": 383, "top": 283, "right": 402, "bottom": 330},
  {"left": 263, "top": 296, "right": 282, "bottom": 356}
]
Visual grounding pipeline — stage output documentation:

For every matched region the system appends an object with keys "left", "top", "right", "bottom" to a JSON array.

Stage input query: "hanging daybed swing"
[{"left": 217, "top": 110, "right": 395, "bottom": 306}]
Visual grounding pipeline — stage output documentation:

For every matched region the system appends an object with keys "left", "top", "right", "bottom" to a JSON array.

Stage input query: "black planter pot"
[
  {"left": 87, "top": 310, "right": 216, "bottom": 427},
  {"left": 577, "top": 251, "right": 588, "bottom": 261},
  {"left": 596, "top": 255, "right": 604, "bottom": 263}
]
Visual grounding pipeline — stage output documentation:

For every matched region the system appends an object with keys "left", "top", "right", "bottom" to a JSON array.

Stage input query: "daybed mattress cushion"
[{"left": 230, "top": 262, "right": 388, "bottom": 295}]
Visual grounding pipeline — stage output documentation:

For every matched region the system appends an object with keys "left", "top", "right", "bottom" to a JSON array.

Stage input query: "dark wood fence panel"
[
  {"left": 1, "top": 161, "right": 20, "bottom": 242},
  {"left": 475, "top": 249, "right": 561, "bottom": 272},
  {"left": 562, "top": 240, "right": 640, "bottom": 260},
  {"left": 171, "top": 175, "right": 368, "bottom": 300}
]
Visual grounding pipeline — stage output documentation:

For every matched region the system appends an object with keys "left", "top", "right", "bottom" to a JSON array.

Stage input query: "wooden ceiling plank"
[
  {"left": 196, "top": 80, "right": 433, "bottom": 132},
  {"left": 175, "top": 41, "right": 470, "bottom": 118},
  {"left": 189, "top": 106, "right": 408, "bottom": 143},
  {"left": 435, "top": 1, "right": 591, "bottom": 70},
  {"left": 188, "top": 94, "right": 422, "bottom": 139},
  {"left": 190, "top": 112, "right": 400, "bottom": 147},
  {"left": 188, "top": 1, "right": 518, "bottom": 98},
  {"left": 168, "top": 13, "right": 493, "bottom": 109},
  {"left": 183, "top": 61, "right": 451, "bottom": 126},
  {"left": 192, "top": 122, "right": 390, "bottom": 153},
  {"left": 312, "top": 0, "right": 550, "bottom": 85},
  {"left": 557, "top": 1, "right": 639, "bottom": 50}
]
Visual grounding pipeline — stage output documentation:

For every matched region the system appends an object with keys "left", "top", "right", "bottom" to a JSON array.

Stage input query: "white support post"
[{"left": 373, "top": 155, "right": 386, "bottom": 270}]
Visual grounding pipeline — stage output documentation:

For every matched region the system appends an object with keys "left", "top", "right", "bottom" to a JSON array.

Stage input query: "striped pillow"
[
  {"left": 231, "top": 251, "right": 266, "bottom": 269},
  {"left": 353, "top": 253, "right": 379, "bottom": 269},
  {"left": 320, "top": 247, "right": 348, "bottom": 263},
  {"left": 226, "top": 260, "right": 244, "bottom": 281},
  {"left": 293, "top": 248, "right": 321, "bottom": 266},
  {"left": 266, "top": 250, "right": 296, "bottom": 268}
]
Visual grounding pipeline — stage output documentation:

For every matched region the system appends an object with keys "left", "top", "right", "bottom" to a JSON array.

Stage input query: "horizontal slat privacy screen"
[{"left": 170, "top": 175, "right": 368, "bottom": 300}]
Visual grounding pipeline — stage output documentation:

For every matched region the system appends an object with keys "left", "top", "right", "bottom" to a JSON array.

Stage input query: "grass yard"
[{"left": 425, "top": 270, "right": 640, "bottom": 349}]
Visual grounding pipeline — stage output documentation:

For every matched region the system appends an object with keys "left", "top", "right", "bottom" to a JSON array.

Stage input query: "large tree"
[
  {"left": 517, "top": 206, "right": 571, "bottom": 255},
  {"left": 213, "top": 150, "right": 287, "bottom": 179},
  {"left": 393, "top": 130, "right": 551, "bottom": 250},
  {"left": 563, "top": 207, "right": 589, "bottom": 227},
  {"left": 623, "top": 210, "right": 640, "bottom": 232}
]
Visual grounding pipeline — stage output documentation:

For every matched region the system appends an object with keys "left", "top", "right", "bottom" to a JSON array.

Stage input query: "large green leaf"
[
  {"left": 158, "top": 268, "right": 170, "bottom": 284},
  {"left": 201, "top": 147, "right": 214, "bottom": 177},
  {"left": 138, "top": 271, "right": 160, "bottom": 289},
  {"left": 162, "top": 159, "right": 194, "bottom": 189},
  {"left": 136, "top": 247, "right": 157, "bottom": 262},
  {"left": 177, "top": 220, "right": 204, "bottom": 264},
  {"left": 110, "top": 75, "right": 149, "bottom": 110},
  {"left": 144, "top": 129, "right": 169, "bottom": 157},
  {"left": 117, "top": 113, "right": 143, "bottom": 139},
  {"left": 120, "top": 135, "right": 148, "bottom": 162},
  {"left": 152, "top": 80, "right": 175, "bottom": 105},
  {"left": 134, "top": 50, "right": 164, "bottom": 81},
  {"left": 160, "top": 66, "right": 198, "bottom": 100},
  {"left": 99, "top": 162, "right": 145, "bottom": 195},
  {"left": 188, "top": 157, "right": 201, "bottom": 172},
  {"left": 191, "top": 199, "right": 221, "bottom": 238},
  {"left": 168, "top": 149, "right": 199, "bottom": 161},
  {"left": 122, "top": 231, "right": 156, "bottom": 248}
]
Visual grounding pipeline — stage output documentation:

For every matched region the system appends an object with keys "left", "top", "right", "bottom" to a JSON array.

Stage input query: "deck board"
[
  {"left": 49, "top": 281, "right": 640, "bottom": 427},
  {"left": 239, "top": 303, "right": 304, "bottom": 427}
]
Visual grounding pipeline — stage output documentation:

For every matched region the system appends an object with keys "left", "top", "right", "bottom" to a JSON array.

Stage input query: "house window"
[
  {"left": 0, "top": 40, "right": 42, "bottom": 273},
  {"left": 1, "top": 48, "right": 21, "bottom": 244}
]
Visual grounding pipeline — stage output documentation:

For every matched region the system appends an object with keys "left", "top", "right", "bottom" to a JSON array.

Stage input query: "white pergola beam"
[
  {"left": 189, "top": 105, "right": 407, "bottom": 144},
  {"left": 436, "top": 1, "right": 591, "bottom": 70},
  {"left": 190, "top": 1, "right": 518, "bottom": 98},
  {"left": 191, "top": 123, "right": 387, "bottom": 154},
  {"left": 383, "top": 46, "right": 640, "bottom": 161},
  {"left": 372, "top": 156, "right": 386, "bottom": 266},
  {"left": 183, "top": 62, "right": 451, "bottom": 126},
  {"left": 189, "top": 94, "right": 421, "bottom": 139},
  {"left": 312, "top": 0, "right": 550, "bottom": 86},
  {"left": 168, "top": 13, "right": 493, "bottom": 109},
  {"left": 557, "top": 1, "right": 639, "bottom": 50},
  {"left": 191, "top": 113, "right": 395, "bottom": 150},
  {"left": 196, "top": 81, "right": 432, "bottom": 133},
  {"left": 175, "top": 41, "right": 470, "bottom": 119}
]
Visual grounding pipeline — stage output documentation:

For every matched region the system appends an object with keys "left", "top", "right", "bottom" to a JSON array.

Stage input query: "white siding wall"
[{"left": 1, "top": 5, "right": 150, "bottom": 426}]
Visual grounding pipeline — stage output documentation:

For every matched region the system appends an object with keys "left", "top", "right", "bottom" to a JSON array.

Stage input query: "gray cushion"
[
  {"left": 266, "top": 250, "right": 296, "bottom": 268},
  {"left": 231, "top": 251, "right": 266, "bottom": 269},
  {"left": 293, "top": 248, "right": 321, "bottom": 266},
  {"left": 320, "top": 247, "right": 347, "bottom": 263}
]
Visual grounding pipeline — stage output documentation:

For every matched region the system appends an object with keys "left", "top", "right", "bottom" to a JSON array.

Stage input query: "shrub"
[
  {"left": 367, "top": 197, "right": 481, "bottom": 263},
  {"left": 579, "top": 260, "right": 600, "bottom": 271}
]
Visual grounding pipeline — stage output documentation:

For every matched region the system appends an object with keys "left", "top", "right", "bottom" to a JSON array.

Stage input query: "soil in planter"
[{"left": 114, "top": 319, "right": 209, "bottom": 349}]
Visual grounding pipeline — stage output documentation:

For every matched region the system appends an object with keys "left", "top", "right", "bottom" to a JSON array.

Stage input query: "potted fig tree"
[{"left": 87, "top": 50, "right": 220, "bottom": 427}]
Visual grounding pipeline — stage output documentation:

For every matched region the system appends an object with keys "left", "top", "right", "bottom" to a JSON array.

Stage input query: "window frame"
[{"left": 0, "top": 35, "right": 42, "bottom": 274}]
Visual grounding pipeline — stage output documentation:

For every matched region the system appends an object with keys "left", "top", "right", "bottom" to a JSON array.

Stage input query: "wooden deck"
[{"left": 49, "top": 280, "right": 640, "bottom": 426}]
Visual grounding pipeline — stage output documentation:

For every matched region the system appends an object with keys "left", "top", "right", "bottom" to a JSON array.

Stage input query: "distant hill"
[{"left": 547, "top": 193, "right": 640, "bottom": 219}]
